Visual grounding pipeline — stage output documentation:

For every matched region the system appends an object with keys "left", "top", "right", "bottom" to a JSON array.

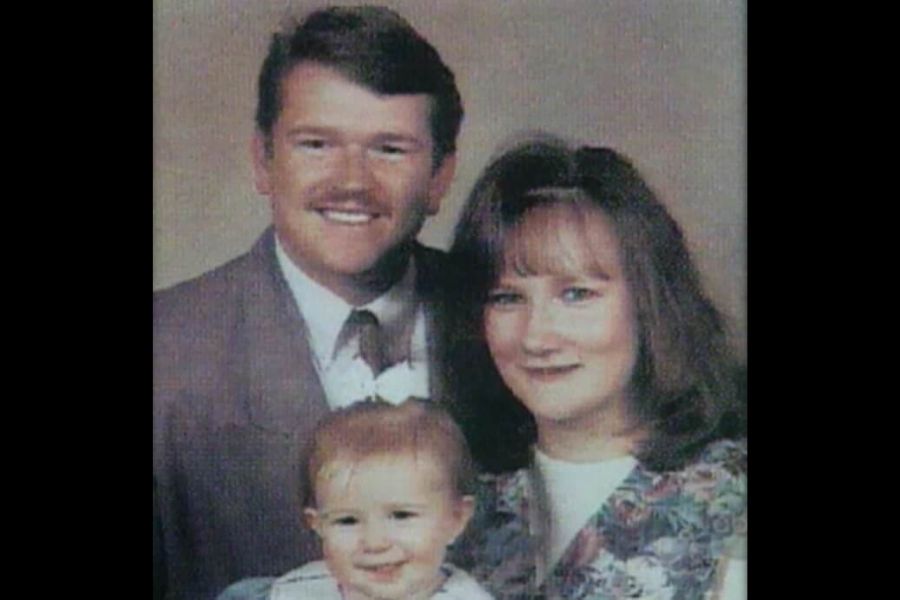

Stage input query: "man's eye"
[
  {"left": 296, "top": 139, "right": 328, "bottom": 152},
  {"left": 561, "top": 287, "right": 599, "bottom": 303},
  {"left": 372, "top": 144, "right": 409, "bottom": 160},
  {"left": 486, "top": 291, "right": 524, "bottom": 306},
  {"left": 332, "top": 516, "right": 358, "bottom": 526}
]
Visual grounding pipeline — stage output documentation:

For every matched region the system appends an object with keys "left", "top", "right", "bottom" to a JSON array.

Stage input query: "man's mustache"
[{"left": 308, "top": 190, "right": 390, "bottom": 215}]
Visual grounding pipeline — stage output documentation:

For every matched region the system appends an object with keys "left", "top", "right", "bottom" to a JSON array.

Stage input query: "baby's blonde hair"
[{"left": 305, "top": 399, "right": 476, "bottom": 507}]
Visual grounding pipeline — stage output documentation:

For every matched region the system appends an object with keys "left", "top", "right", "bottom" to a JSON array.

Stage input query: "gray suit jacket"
[{"left": 153, "top": 228, "right": 452, "bottom": 600}]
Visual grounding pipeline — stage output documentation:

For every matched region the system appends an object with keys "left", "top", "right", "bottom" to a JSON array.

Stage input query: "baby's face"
[{"left": 306, "top": 453, "right": 473, "bottom": 600}]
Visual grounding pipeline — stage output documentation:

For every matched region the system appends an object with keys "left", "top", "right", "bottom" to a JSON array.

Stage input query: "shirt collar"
[{"left": 275, "top": 235, "right": 419, "bottom": 367}]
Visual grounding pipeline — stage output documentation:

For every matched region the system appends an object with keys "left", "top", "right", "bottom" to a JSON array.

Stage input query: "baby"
[{"left": 269, "top": 399, "right": 493, "bottom": 600}]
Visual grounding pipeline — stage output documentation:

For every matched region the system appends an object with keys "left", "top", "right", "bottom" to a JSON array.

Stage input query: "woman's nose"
[{"left": 520, "top": 302, "right": 561, "bottom": 355}]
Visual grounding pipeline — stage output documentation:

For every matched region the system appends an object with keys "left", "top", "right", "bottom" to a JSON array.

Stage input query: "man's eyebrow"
[
  {"left": 284, "top": 126, "right": 426, "bottom": 146},
  {"left": 284, "top": 125, "right": 337, "bottom": 137},
  {"left": 370, "top": 132, "right": 426, "bottom": 145}
]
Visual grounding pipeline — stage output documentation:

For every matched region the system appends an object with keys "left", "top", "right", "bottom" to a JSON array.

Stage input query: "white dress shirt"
[{"left": 275, "top": 238, "right": 430, "bottom": 408}]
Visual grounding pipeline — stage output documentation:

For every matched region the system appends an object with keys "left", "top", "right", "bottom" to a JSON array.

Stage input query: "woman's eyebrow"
[
  {"left": 549, "top": 268, "right": 613, "bottom": 282},
  {"left": 584, "top": 269, "right": 612, "bottom": 281},
  {"left": 491, "top": 279, "right": 520, "bottom": 287}
]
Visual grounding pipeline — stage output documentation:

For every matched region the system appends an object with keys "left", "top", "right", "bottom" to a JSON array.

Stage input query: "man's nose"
[
  {"left": 335, "top": 146, "right": 374, "bottom": 193},
  {"left": 520, "top": 301, "right": 562, "bottom": 355}
]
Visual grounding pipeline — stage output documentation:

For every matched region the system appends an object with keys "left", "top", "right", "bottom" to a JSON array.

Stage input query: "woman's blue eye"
[
  {"left": 486, "top": 291, "right": 523, "bottom": 306},
  {"left": 561, "top": 287, "right": 597, "bottom": 302}
]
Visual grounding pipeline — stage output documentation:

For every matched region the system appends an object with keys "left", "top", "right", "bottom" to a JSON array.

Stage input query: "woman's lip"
[{"left": 520, "top": 364, "right": 580, "bottom": 377}]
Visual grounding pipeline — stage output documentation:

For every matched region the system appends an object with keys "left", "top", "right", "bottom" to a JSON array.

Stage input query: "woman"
[{"left": 445, "top": 136, "right": 746, "bottom": 600}]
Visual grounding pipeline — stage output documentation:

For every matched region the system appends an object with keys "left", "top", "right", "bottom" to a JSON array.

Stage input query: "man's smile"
[{"left": 317, "top": 208, "right": 379, "bottom": 225}]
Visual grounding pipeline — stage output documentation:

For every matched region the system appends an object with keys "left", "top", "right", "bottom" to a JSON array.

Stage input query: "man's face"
[
  {"left": 305, "top": 453, "right": 474, "bottom": 600},
  {"left": 253, "top": 62, "right": 455, "bottom": 303}
]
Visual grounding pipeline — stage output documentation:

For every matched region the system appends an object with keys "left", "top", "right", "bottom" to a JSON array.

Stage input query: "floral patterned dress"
[{"left": 451, "top": 438, "right": 747, "bottom": 600}]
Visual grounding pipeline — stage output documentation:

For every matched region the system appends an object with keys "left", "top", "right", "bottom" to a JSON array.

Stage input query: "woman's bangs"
[{"left": 501, "top": 201, "right": 612, "bottom": 277}]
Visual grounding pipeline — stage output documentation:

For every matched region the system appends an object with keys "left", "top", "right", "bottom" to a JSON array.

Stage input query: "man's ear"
[
  {"left": 251, "top": 130, "right": 273, "bottom": 196},
  {"left": 303, "top": 507, "right": 321, "bottom": 536},
  {"left": 425, "top": 153, "right": 457, "bottom": 216},
  {"left": 448, "top": 495, "right": 476, "bottom": 545}
]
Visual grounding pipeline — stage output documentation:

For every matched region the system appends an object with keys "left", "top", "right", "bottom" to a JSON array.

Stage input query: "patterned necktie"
[{"left": 345, "top": 309, "right": 386, "bottom": 376}]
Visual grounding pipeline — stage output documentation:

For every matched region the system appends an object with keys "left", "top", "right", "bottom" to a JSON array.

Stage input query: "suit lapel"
[
  {"left": 238, "top": 238, "right": 446, "bottom": 431},
  {"left": 241, "top": 229, "right": 330, "bottom": 434}
]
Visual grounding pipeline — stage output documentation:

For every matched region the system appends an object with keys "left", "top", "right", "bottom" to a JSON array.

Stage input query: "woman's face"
[{"left": 483, "top": 204, "right": 639, "bottom": 430}]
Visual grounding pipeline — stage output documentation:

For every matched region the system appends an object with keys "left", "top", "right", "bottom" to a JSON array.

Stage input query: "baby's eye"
[
  {"left": 561, "top": 287, "right": 599, "bottom": 303},
  {"left": 331, "top": 515, "right": 359, "bottom": 526},
  {"left": 485, "top": 290, "right": 524, "bottom": 307},
  {"left": 391, "top": 510, "right": 418, "bottom": 520}
]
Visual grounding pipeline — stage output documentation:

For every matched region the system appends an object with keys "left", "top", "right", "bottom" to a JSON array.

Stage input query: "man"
[{"left": 153, "top": 7, "right": 463, "bottom": 599}]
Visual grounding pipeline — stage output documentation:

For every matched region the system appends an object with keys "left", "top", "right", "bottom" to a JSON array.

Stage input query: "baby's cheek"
[{"left": 322, "top": 531, "right": 357, "bottom": 557}]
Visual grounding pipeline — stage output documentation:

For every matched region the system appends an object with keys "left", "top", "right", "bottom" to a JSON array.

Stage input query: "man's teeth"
[{"left": 321, "top": 210, "right": 374, "bottom": 224}]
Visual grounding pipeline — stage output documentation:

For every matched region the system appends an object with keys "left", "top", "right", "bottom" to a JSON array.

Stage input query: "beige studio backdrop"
[{"left": 153, "top": 0, "right": 746, "bottom": 353}]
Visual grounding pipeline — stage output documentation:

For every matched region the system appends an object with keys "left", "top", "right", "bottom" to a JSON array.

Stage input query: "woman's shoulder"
[
  {"left": 639, "top": 437, "right": 747, "bottom": 553},
  {"left": 698, "top": 437, "right": 747, "bottom": 466},
  {"left": 547, "top": 440, "right": 747, "bottom": 598},
  {"left": 635, "top": 437, "right": 746, "bottom": 509},
  {"left": 679, "top": 437, "right": 747, "bottom": 488}
]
